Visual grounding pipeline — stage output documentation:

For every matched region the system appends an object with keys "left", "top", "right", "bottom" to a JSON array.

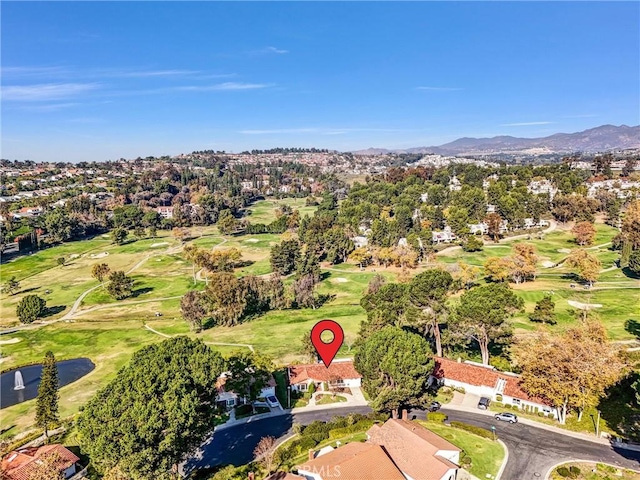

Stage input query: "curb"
[
  {"left": 544, "top": 459, "right": 640, "bottom": 480},
  {"left": 495, "top": 439, "right": 508, "bottom": 480}
]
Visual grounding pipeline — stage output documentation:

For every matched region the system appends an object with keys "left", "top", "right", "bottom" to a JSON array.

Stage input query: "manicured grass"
[
  {"left": 417, "top": 420, "right": 505, "bottom": 479},
  {"left": 550, "top": 462, "right": 640, "bottom": 480},
  {"left": 244, "top": 198, "right": 318, "bottom": 224},
  {"left": 315, "top": 394, "right": 347, "bottom": 405}
]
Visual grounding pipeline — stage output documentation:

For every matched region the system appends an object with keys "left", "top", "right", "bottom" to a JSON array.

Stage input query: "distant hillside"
[{"left": 352, "top": 124, "right": 640, "bottom": 155}]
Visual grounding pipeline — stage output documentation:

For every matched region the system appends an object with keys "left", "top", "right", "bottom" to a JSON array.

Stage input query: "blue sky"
[{"left": 2, "top": 1, "right": 639, "bottom": 162}]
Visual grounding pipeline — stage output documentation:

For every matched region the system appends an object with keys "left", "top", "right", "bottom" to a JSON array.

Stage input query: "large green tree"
[
  {"left": 106, "top": 271, "right": 134, "bottom": 300},
  {"left": 269, "top": 239, "right": 301, "bottom": 275},
  {"left": 77, "top": 337, "right": 225, "bottom": 479},
  {"left": 35, "top": 351, "right": 59, "bottom": 439},
  {"left": 354, "top": 326, "right": 434, "bottom": 418},
  {"left": 224, "top": 351, "right": 274, "bottom": 409},
  {"left": 16, "top": 294, "right": 47, "bottom": 324},
  {"left": 408, "top": 269, "right": 454, "bottom": 357},
  {"left": 448, "top": 284, "right": 523, "bottom": 365}
]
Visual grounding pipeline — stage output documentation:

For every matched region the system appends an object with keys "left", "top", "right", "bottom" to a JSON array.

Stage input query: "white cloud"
[
  {"left": 175, "top": 82, "right": 271, "bottom": 91},
  {"left": 416, "top": 86, "right": 463, "bottom": 92},
  {"left": 265, "top": 46, "right": 289, "bottom": 54},
  {"left": 1, "top": 83, "right": 100, "bottom": 101},
  {"left": 500, "top": 121, "right": 555, "bottom": 127}
]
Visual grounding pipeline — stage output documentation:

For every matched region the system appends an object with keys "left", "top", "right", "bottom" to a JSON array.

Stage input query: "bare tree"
[{"left": 253, "top": 436, "right": 277, "bottom": 473}]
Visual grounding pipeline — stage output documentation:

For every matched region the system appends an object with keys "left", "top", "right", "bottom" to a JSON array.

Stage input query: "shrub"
[
  {"left": 427, "top": 412, "right": 448, "bottom": 423},
  {"left": 556, "top": 466, "right": 571, "bottom": 478},
  {"left": 494, "top": 402, "right": 504, "bottom": 409},
  {"left": 329, "top": 420, "right": 375, "bottom": 439},
  {"left": 503, "top": 404, "right": 511, "bottom": 410},
  {"left": 235, "top": 404, "right": 252, "bottom": 416},
  {"left": 459, "top": 452, "right": 472, "bottom": 468},
  {"left": 495, "top": 394, "right": 503, "bottom": 402},
  {"left": 289, "top": 436, "right": 318, "bottom": 455},
  {"left": 569, "top": 466, "right": 581, "bottom": 477},
  {"left": 450, "top": 421, "right": 494, "bottom": 439},
  {"left": 537, "top": 412, "right": 545, "bottom": 417},
  {"left": 308, "top": 383, "right": 316, "bottom": 395}
]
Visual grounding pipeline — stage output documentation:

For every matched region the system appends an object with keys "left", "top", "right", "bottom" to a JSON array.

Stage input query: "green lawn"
[
  {"left": 315, "top": 394, "right": 347, "bottom": 405},
  {"left": 418, "top": 421, "right": 505, "bottom": 479},
  {"left": 550, "top": 462, "right": 640, "bottom": 480},
  {"left": 244, "top": 198, "right": 318, "bottom": 224}
]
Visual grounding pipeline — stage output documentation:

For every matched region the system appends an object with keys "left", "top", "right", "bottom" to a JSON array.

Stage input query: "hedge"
[
  {"left": 427, "top": 412, "right": 448, "bottom": 423},
  {"left": 329, "top": 420, "right": 375, "bottom": 439},
  {"left": 450, "top": 421, "right": 494, "bottom": 439}
]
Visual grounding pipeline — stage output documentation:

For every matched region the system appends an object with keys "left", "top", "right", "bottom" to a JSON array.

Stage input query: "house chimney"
[
  {"left": 309, "top": 449, "right": 315, "bottom": 461},
  {"left": 457, "top": 357, "right": 462, "bottom": 363},
  {"left": 248, "top": 473, "right": 255, "bottom": 480},
  {"left": 402, "top": 409, "right": 408, "bottom": 421}
]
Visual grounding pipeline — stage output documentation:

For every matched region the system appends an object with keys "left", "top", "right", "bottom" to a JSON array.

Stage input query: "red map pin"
[{"left": 310, "top": 319, "right": 344, "bottom": 368}]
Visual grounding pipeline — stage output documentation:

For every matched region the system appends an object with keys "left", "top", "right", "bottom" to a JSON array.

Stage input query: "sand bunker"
[
  {"left": 332, "top": 278, "right": 349, "bottom": 283},
  {"left": 150, "top": 242, "right": 168, "bottom": 248},
  {"left": 541, "top": 261, "right": 555, "bottom": 268},
  {"left": 567, "top": 300, "right": 603, "bottom": 310},
  {"left": 557, "top": 248, "right": 571, "bottom": 254},
  {"left": 0, "top": 338, "right": 21, "bottom": 345},
  {"left": 90, "top": 252, "right": 109, "bottom": 259},
  {"left": 69, "top": 253, "right": 80, "bottom": 259},
  {"left": 245, "top": 239, "right": 260, "bottom": 243}
]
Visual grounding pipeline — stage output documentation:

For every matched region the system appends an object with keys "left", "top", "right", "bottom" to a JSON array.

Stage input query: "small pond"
[{"left": 1, "top": 358, "right": 95, "bottom": 409}]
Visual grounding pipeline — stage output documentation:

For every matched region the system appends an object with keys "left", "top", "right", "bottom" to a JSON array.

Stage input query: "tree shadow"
[
  {"left": 131, "top": 287, "right": 154, "bottom": 298},
  {"left": 17, "top": 286, "right": 40, "bottom": 295},
  {"left": 0, "top": 425, "right": 15, "bottom": 437},
  {"left": 597, "top": 371, "right": 640, "bottom": 442},
  {"left": 621, "top": 267, "right": 640, "bottom": 280},
  {"left": 235, "top": 260, "right": 255, "bottom": 268},
  {"left": 625, "top": 319, "right": 640, "bottom": 339},
  {"left": 42, "top": 305, "right": 66, "bottom": 318},
  {"left": 320, "top": 271, "right": 332, "bottom": 281}
]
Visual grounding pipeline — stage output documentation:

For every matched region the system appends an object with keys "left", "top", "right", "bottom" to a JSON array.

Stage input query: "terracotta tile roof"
[
  {"left": 432, "top": 357, "right": 550, "bottom": 405},
  {"left": 367, "top": 420, "right": 460, "bottom": 480},
  {"left": 288, "top": 360, "right": 361, "bottom": 385},
  {"left": 1, "top": 444, "right": 79, "bottom": 480},
  {"left": 296, "top": 442, "right": 405, "bottom": 480}
]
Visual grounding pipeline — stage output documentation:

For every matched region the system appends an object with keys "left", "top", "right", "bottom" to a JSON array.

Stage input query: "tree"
[
  {"left": 456, "top": 262, "right": 481, "bottom": 289},
  {"left": 56, "top": 256, "right": 66, "bottom": 266},
  {"left": 270, "top": 239, "right": 301, "bottom": 275},
  {"left": 359, "top": 283, "right": 409, "bottom": 339},
  {"left": 43, "top": 209, "right": 72, "bottom": 243},
  {"left": 172, "top": 227, "right": 190, "bottom": 242},
  {"left": 35, "top": 351, "right": 59, "bottom": 439},
  {"left": 254, "top": 436, "right": 277, "bottom": 474},
  {"left": 111, "top": 227, "right": 128, "bottom": 245},
  {"left": 147, "top": 226, "right": 157, "bottom": 238},
  {"left": 1, "top": 276, "right": 20, "bottom": 295},
  {"left": 484, "top": 257, "right": 511, "bottom": 283},
  {"left": 462, "top": 235, "right": 483, "bottom": 252},
  {"left": 134, "top": 226, "right": 146, "bottom": 240},
  {"left": 408, "top": 269, "right": 454, "bottom": 357},
  {"left": 529, "top": 295, "right": 556, "bottom": 324},
  {"left": 292, "top": 274, "right": 319, "bottom": 309},
  {"left": 180, "top": 291, "right": 207, "bottom": 332},
  {"left": 225, "top": 351, "right": 273, "bottom": 409},
  {"left": 91, "top": 263, "right": 111, "bottom": 283},
  {"left": 204, "top": 273, "right": 246, "bottom": 326},
  {"left": 571, "top": 221, "right": 597, "bottom": 246},
  {"left": 629, "top": 250, "right": 640, "bottom": 275},
  {"left": 349, "top": 247, "right": 372, "bottom": 269},
  {"left": 16, "top": 294, "right": 47, "bottom": 324},
  {"left": 565, "top": 249, "right": 601, "bottom": 286},
  {"left": 301, "top": 329, "right": 318, "bottom": 362},
  {"left": 217, "top": 209, "right": 238, "bottom": 235},
  {"left": 77, "top": 337, "right": 225, "bottom": 479},
  {"left": 484, "top": 213, "right": 503, "bottom": 242},
  {"left": 513, "top": 321, "right": 624, "bottom": 424},
  {"left": 354, "top": 326, "right": 434, "bottom": 418},
  {"left": 448, "top": 284, "right": 523, "bottom": 365},
  {"left": 324, "top": 226, "right": 354, "bottom": 264},
  {"left": 106, "top": 271, "right": 134, "bottom": 300}
]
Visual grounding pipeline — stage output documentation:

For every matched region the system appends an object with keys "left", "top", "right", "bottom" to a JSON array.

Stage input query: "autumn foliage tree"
[
  {"left": 91, "top": 263, "right": 111, "bottom": 283},
  {"left": 513, "top": 321, "right": 625, "bottom": 424},
  {"left": 571, "top": 221, "right": 597, "bottom": 246},
  {"left": 565, "top": 249, "right": 601, "bottom": 286}
]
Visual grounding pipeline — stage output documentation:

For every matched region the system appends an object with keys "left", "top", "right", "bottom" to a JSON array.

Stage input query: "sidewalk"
[{"left": 442, "top": 399, "right": 640, "bottom": 453}]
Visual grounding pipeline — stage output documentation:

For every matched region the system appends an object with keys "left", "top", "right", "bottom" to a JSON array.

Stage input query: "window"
[
  {"left": 512, "top": 398, "right": 521, "bottom": 405},
  {"left": 299, "top": 383, "right": 307, "bottom": 391},
  {"left": 226, "top": 399, "right": 235, "bottom": 407}
]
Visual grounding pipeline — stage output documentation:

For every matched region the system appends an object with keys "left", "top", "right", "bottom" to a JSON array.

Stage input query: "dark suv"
[{"left": 477, "top": 397, "right": 491, "bottom": 410}]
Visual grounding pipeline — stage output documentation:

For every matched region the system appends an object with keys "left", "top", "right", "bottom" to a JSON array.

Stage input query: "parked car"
[
  {"left": 427, "top": 401, "right": 441, "bottom": 412},
  {"left": 266, "top": 395, "right": 280, "bottom": 408},
  {"left": 495, "top": 412, "right": 518, "bottom": 423},
  {"left": 253, "top": 399, "right": 269, "bottom": 408},
  {"left": 477, "top": 397, "right": 491, "bottom": 410}
]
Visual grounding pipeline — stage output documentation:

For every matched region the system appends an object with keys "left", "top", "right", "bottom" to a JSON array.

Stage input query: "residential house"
[
  {"left": 528, "top": 179, "right": 558, "bottom": 200},
  {"left": 156, "top": 206, "right": 174, "bottom": 219},
  {"left": 468, "top": 222, "right": 488, "bottom": 235},
  {"left": 295, "top": 417, "right": 460, "bottom": 480},
  {"left": 432, "top": 226, "right": 457, "bottom": 244},
  {"left": 288, "top": 359, "right": 361, "bottom": 393},
  {"left": 429, "top": 357, "right": 557, "bottom": 418},
  {"left": 448, "top": 175, "right": 462, "bottom": 192},
  {"left": 1, "top": 444, "right": 81, "bottom": 480},
  {"left": 215, "top": 373, "right": 277, "bottom": 410}
]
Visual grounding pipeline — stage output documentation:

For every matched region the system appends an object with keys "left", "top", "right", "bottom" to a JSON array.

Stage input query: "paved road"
[
  {"left": 184, "top": 406, "right": 371, "bottom": 474},
  {"left": 186, "top": 405, "right": 640, "bottom": 479},
  {"left": 435, "top": 408, "right": 640, "bottom": 480}
]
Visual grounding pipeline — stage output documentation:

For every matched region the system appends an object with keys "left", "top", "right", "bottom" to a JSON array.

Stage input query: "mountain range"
[{"left": 353, "top": 124, "right": 640, "bottom": 156}]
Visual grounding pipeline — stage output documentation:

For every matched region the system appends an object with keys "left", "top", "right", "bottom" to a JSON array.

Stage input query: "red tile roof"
[
  {"left": 288, "top": 360, "right": 361, "bottom": 385},
  {"left": 367, "top": 419, "right": 460, "bottom": 480},
  {"left": 432, "top": 357, "right": 550, "bottom": 405},
  {"left": 1, "top": 444, "right": 79, "bottom": 480},
  {"left": 296, "top": 442, "right": 405, "bottom": 480}
]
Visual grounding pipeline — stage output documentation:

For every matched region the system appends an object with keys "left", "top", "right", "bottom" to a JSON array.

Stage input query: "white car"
[{"left": 266, "top": 395, "right": 280, "bottom": 408}]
